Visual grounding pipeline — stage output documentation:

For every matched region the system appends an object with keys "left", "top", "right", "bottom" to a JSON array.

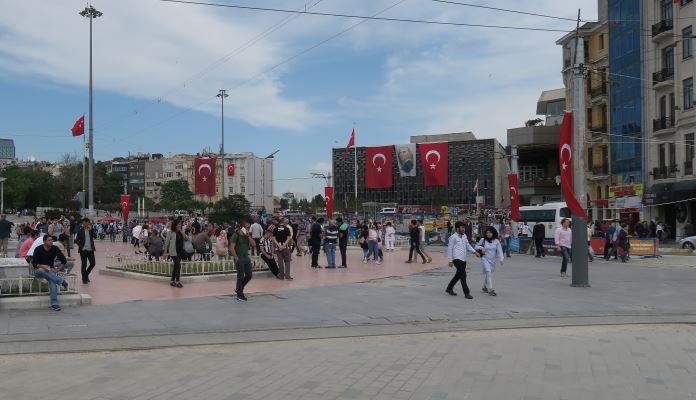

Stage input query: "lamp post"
[
  {"left": 262, "top": 150, "right": 278, "bottom": 214},
  {"left": 217, "top": 89, "right": 229, "bottom": 200},
  {"left": 0, "top": 177, "right": 5, "bottom": 213},
  {"left": 80, "top": 4, "right": 102, "bottom": 217}
]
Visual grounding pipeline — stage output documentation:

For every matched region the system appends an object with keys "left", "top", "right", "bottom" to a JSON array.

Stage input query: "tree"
[
  {"left": 525, "top": 118, "right": 543, "bottom": 127},
  {"left": 1, "top": 165, "right": 57, "bottom": 209},
  {"left": 311, "top": 194, "right": 325, "bottom": 210},
  {"left": 297, "top": 198, "right": 312, "bottom": 213},
  {"left": 160, "top": 179, "right": 193, "bottom": 211},
  {"left": 290, "top": 198, "right": 299, "bottom": 210},
  {"left": 208, "top": 194, "right": 251, "bottom": 225},
  {"left": 280, "top": 198, "right": 290, "bottom": 211}
]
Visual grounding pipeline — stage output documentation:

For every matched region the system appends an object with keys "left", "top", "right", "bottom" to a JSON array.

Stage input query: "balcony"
[
  {"left": 653, "top": 166, "right": 678, "bottom": 179},
  {"left": 653, "top": 68, "right": 674, "bottom": 86},
  {"left": 653, "top": 115, "right": 675, "bottom": 132},
  {"left": 591, "top": 165, "right": 609, "bottom": 176},
  {"left": 652, "top": 19, "right": 673, "bottom": 38},
  {"left": 686, "top": 161, "right": 694, "bottom": 175}
]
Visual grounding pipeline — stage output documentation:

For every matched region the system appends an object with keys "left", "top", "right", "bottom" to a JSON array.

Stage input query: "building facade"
[
  {"left": 332, "top": 133, "right": 510, "bottom": 210},
  {"left": 507, "top": 89, "right": 565, "bottom": 206},
  {"left": 0, "top": 139, "right": 15, "bottom": 163},
  {"left": 144, "top": 154, "right": 188, "bottom": 203},
  {"left": 644, "top": 0, "right": 696, "bottom": 239}
]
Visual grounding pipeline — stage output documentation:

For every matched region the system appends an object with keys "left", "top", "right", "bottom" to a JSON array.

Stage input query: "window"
[
  {"left": 684, "top": 27, "right": 694, "bottom": 59},
  {"left": 659, "top": 144, "right": 666, "bottom": 170},
  {"left": 686, "top": 133, "right": 695, "bottom": 174},
  {"left": 662, "top": 45, "right": 674, "bottom": 72},
  {"left": 588, "top": 147, "right": 594, "bottom": 170},
  {"left": 662, "top": 0, "right": 674, "bottom": 23},
  {"left": 684, "top": 78, "right": 694, "bottom": 109},
  {"left": 599, "top": 34, "right": 605, "bottom": 50},
  {"left": 669, "top": 142, "right": 676, "bottom": 170}
]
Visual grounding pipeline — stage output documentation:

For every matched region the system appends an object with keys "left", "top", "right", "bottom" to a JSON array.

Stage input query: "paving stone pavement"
[{"left": 1, "top": 324, "right": 695, "bottom": 400}]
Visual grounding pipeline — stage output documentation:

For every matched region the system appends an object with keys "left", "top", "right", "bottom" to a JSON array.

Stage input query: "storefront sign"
[
  {"left": 609, "top": 184, "right": 644, "bottom": 198},
  {"left": 629, "top": 238, "right": 659, "bottom": 256}
]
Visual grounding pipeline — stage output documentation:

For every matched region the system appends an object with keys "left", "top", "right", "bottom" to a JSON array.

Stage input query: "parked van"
[{"left": 518, "top": 202, "right": 571, "bottom": 238}]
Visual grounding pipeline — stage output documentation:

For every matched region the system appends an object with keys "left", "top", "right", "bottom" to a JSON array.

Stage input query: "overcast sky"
[{"left": 0, "top": 0, "right": 596, "bottom": 198}]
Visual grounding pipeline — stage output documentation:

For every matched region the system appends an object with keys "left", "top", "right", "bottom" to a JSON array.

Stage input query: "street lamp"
[
  {"left": 262, "top": 150, "right": 278, "bottom": 213},
  {"left": 80, "top": 4, "right": 102, "bottom": 217},
  {"left": 0, "top": 177, "right": 5, "bottom": 213},
  {"left": 217, "top": 89, "right": 229, "bottom": 200}
]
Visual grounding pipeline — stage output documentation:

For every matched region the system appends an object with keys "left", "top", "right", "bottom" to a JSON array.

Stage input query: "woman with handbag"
[
  {"left": 164, "top": 219, "right": 186, "bottom": 288},
  {"left": 475, "top": 226, "right": 504, "bottom": 296}
]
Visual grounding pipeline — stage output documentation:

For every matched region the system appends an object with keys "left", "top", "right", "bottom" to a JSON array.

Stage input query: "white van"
[
  {"left": 380, "top": 207, "right": 397, "bottom": 214},
  {"left": 518, "top": 202, "right": 571, "bottom": 239}
]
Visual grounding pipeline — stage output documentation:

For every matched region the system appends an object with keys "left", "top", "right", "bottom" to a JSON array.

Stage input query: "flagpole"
[{"left": 354, "top": 128, "right": 358, "bottom": 212}]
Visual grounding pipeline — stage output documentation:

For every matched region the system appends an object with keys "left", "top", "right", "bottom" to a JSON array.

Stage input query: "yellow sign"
[
  {"left": 609, "top": 184, "right": 644, "bottom": 199},
  {"left": 628, "top": 238, "right": 658, "bottom": 256}
]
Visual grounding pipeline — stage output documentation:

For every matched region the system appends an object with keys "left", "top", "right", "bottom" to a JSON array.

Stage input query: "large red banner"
[
  {"left": 558, "top": 112, "right": 588, "bottom": 219},
  {"left": 194, "top": 157, "right": 217, "bottom": 196},
  {"left": 419, "top": 142, "right": 449, "bottom": 187},
  {"left": 508, "top": 174, "right": 519, "bottom": 222},
  {"left": 227, "top": 163, "right": 235, "bottom": 176},
  {"left": 120, "top": 194, "right": 130, "bottom": 222},
  {"left": 324, "top": 186, "right": 334, "bottom": 219},
  {"left": 365, "top": 146, "right": 393, "bottom": 189}
]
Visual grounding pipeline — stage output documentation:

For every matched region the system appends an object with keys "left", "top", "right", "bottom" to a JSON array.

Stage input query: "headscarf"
[{"left": 483, "top": 226, "right": 499, "bottom": 243}]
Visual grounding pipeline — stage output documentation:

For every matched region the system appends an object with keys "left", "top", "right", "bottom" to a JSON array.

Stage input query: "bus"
[{"left": 518, "top": 202, "right": 571, "bottom": 239}]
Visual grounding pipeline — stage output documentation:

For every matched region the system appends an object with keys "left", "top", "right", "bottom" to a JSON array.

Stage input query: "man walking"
[
  {"left": 229, "top": 221, "right": 256, "bottom": 301},
  {"left": 75, "top": 218, "right": 97, "bottom": 284},
  {"left": 0, "top": 214, "right": 14, "bottom": 257},
  {"left": 446, "top": 221, "right": 477, "bottom": 299},
  {"left": 406, "top": 220, "right": 426, "bottom": 264},
  {"left": 532, "top": 222, "right": 546, "bottom": 258},
  {"left": 250, "top": 219, "right": 263, "bottom": 256},
  {"left": 32, "top": 235, "right": 70, "bottom": 311},
  {"left": 273, "top": 218, "right": 293, "bottom": 280},
  {"left": 336, "top": 217, "right": 349, "bottom": 268}
]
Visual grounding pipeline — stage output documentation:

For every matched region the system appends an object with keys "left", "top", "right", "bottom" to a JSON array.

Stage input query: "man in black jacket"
[
  {"left": 532, "top": 223, "right": 546, "bottom": 258},
  {"left": 32, "top": 235, "right": 69, "bottom": 311},
  {"left": 75, "top": 218, "right": 97, "bottom": 284}
]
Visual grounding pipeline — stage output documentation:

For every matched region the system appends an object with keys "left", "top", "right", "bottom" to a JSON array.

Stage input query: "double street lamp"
[
  {"left": 80, "top": 4, "right": 102, "bottom": 216},
  {"left": 217, "top": 89, "right": 229, "bottom": 199}
]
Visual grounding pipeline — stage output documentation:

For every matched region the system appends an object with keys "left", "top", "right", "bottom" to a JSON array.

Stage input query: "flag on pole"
[
  {"left": 559, "top": 112, "right": 588, "bottom": 219},
  {"left": 341, "top": 129, "right": 355, "bottom": 161},
  {"left": 71, "top": 115, "right": 85, "bottom": 137},
  {"left": 508, "top": 174, "right": 520, "bottom": 222},
  {"left": 473, "top": 179, "right": 479, "bottom": 193},
  {"left": 120, "top": 194, "right": 131, "bottom": 222},
  {"left": 324, "top": 186, "right": 334, "bottom": 219}
]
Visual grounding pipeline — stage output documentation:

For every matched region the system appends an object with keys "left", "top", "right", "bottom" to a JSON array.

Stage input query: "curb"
[
  {"left": 0, "top": 294, "right": 92, "bottom": 311},
  {"left": 99, "top": 268, "right": 274, "bottom": 283}
]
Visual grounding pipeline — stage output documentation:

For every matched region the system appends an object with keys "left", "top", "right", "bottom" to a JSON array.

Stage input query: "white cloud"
[{"left": 308, "top": 162, "right": 332, "bottom": 172}]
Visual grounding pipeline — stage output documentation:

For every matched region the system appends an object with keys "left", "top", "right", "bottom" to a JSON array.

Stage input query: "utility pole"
[
  {"left": 570, "top": 9, "right": 590, "bottom": 287},
  {"left": 217, "top": 89, "right": 229, "bottom": 200},
  {"left": 80, "top": 5, "right": 102, "bottom": 217},
  {"left": 510, "top": 145, "right": 519, "bottom": 174}
]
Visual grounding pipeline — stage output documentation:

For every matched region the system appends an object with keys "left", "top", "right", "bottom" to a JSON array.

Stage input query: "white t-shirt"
[
  {"left": 521, "top": 224, "right": 531, "bottom": 236},
  {"left": 250, "top": 222, "right": 263, "bottom": 238},
  {"left": 419, "top": 225, "right": 425, "bottom": 242},
  {"left": 132, "top": 225, "right": 142, "bottom": 240},
  {"left": 385, "top": 226, "right": 396, "bottom": 239}
]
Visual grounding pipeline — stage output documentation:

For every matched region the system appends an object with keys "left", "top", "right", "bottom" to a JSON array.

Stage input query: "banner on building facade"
[
  {"left": 419, "top": 142, "right": 448, "bottom": 186},
  {"left": 227, "top": 163, "right": 235, "bottom": 177},
  {"left": 365, "top": 146, "right": 393, "bottom": 189},
  {"left": 194, "top": 157, "right": 217, "bottom": 196},
  {"left": 508, "top": 173, "right": 520, "bottom": 221},
  {"left": 324, "top": 186, "right": 334, "bottom": 218},
  {"left": 120, "top": 194, "right": 130, "bottom": 222},
  {"left": 395, "top": 143, "right": 417, "bottom": 177}
]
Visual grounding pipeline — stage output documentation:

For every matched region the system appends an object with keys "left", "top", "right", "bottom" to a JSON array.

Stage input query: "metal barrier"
[
  {"left": 347, "top": 238, "right": 410, "bottom": 248},
  {"left": 0, "top": 274, "right": 79, "bottom": 297},
  {"left": 108, "top": 257, "right": 267, "bottom": 277}
]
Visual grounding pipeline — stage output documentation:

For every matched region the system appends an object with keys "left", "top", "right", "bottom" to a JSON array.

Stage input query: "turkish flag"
[
  {"left": 341, "top": 128, "right": 355, "bottom": 161},
  {"left": 559, "top": 112, "right": 588, "bottom": 219},
  {"left": 508, "top": 174, "right": 519, "bottom": 222},
  {"left": 71, "top": 115, "right": 85, "bottom": 137},
  {"left": 227, "top": 163, "right": 235, "bottom": 176},
  {"left": 120, "top": 194, "right": 131, "bottom": 222},
  {"left": 324, "top": 186, "right": 334, "bottom": 218},
  {"left": 419, "top": 142, "right": 448, "bottom": 186},
  {"left": 194, "top": 157, "right": 217, "bottom": 196},
  {"left": 365, "top": 146, "right": 393, "bottom": 189}
]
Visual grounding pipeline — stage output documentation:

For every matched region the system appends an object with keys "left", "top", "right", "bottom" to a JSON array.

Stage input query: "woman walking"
[
  {"left": 475, "top": 226, "right": 504, "bottom": 296},
  {"left": 165, "top": 219, "right": 185, "bottom": 288},
  {"left": 359, "top": 225, "right": 369, "bottom": 263},
  {"left": 366, "top": 223, "right": 380, "bottom": 265},
  {"left": 554, "top": 218, "right": 572, "bottom": 277},
  {"left": 215, "top": 231, "right": 229, "bottom": 260}
]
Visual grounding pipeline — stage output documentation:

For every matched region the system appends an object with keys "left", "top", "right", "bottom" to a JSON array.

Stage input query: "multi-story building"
[
  {"left": 144, "top": 154, "right": 188, "bottom": 203},
  {"left": 507, "top": 89, "right": 565, "bottom": 206},
  {"left": 332, "top": 133, "right": 510, "bottom": 210},
  {"left": 0, "top": 139, "right": 15, "bottom": 164},
  {"left": 557, "top": 1, "right": 613, "bottom": 221},
  {"left": 643, "top": 0, "right": 696, "bottom": 239}
]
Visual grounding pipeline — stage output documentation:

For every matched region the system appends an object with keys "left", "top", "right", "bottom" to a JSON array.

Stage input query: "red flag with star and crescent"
[
  {"left": 341, "top": 129, "right": 355, "bottom": 161},
  {"left": 324, "top": 186, "right": 334, "bottom": 218},
  {"left": 71, "top": 115, "right": 85, "bottom": 137},
  {"left": 508, "top": 174, "right": 519, "bottom": 222},
  {"left": 365, "top": 146, "right": 393, "bottom": 189},
  {"left": 194, "top": 157, "right": 217, "bottom": 196},
  {"left": 120, "top": 194, "right": 131, "bottom": 222},
  {"left": 419, "top": 142, "right": 448, "bottom": 187},
  {"left": 559, "top": 112, "right": 588, "bottom": 219}
]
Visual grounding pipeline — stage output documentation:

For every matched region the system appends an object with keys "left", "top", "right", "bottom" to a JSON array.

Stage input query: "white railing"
[
  {"left": 109, "top": 257, "right": 267, "bottom": 276},
  {"left": 347, "top": 238, "right": 410, "bottom": 248},
  {"left": 0, "top": 274, "right": 79, "bottom": 297}
]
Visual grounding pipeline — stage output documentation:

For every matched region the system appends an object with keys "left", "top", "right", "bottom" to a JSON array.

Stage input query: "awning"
[{"left": 645, "top": 180, "right": 696, "bottom": 205}]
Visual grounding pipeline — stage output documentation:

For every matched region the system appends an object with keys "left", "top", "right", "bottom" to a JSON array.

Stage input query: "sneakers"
[
  {"left": 51, "top": 304, "right": 61, "bottom": 311},
  {"left": 363, "top": 259, "right": 368, "bottom": 264},
  {"left": 375, "top": 261, "right": 381, "bottom": 265},
  {"left": 488, "top": 290, "right": 497, "bottom": 296},
  {"left": 61, "top": 280, "right": 69, "bottom": 290},
  {"left": 176, "top": 282, "right": 183, "bottom": 288},
  {"left": 405, "top": 260, "right": 412, "bottom": 264},
  {"left": 170, "top": 281, "right": 177, "bottom": 287},
  {"left": 445, "top": 290, "right": 457, "bottom": 296},
  {"left": 338, "top": 265, "right": 347, "bottom": 268},
  {"left": 285, "top": 276, "right": 294, "bottom": 281},
  {"left": 482, "top": 287, "right": 489, "bottom": 293}
]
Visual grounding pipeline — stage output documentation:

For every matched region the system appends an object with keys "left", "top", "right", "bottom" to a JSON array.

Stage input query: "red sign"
[
  {"left": 324, "top": 186, "right": 334, "bottom": 219},
  {"left": 508, "top": 173, "right": 519, "bottom": 222},
  {"left": 227, "top": 163, "right": 235, "bottom": 177},
  {"left": 194, "top": 157, "right": 217, "bottom": 196},
  {"left": 365, "top": 146, "right": 393, "bottom": 189},
  {"left": 419, "top": 142, "right": 449, "bottom": 187},
  {"left": 120, "top": 194, "right": 130, "bottom": 222}
]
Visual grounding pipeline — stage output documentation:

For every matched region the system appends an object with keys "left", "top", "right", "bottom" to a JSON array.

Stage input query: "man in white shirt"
[
  {"left": 250, "top": 220, "right": 263, "bottom": 256},
  {"left": 446, "top": 221, "right": 478, "bottom": 298}
]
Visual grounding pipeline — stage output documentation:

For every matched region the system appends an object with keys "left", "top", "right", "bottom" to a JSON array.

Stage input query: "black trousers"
[
  {"left": 261, "top": 254, "right": 279, "bottom": 276},
  {"left": 534, "top": 238, "right": 545, "bottom": 257},
  {"left": 446, "top": 259, "right": 470, "bottom": 295},
  {"left": 80, "top": 250, "right": 96, "bottom": 281},
  {"left": 339, "top": 242, "right": 348, "bottom": 267},
  {"left": 236, "top": 258, "right": 253, "bottom": 294},
  {"left": 310, "top": 240, "right": 321, "bottom": 267},
  {"left": 603, "top": 241, "right": 615, "bottom": 260},
  {"left": 408, "top": 241, "right": 426, "bottom": 262},
  {"left": 171, "top": 256, "right": 182, "bottom": 282}
]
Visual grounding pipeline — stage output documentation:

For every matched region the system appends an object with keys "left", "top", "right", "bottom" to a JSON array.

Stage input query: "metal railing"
[
  {"left": 347, "top": 238, "right": 409, "bottom": 248},
  {"left": 109, "top": 258, "right": 267, "bottom": 276},
  {"left": 653, "top": 115, "right": 675, "bottom": 131},
  {"left": 653, "top": 68, "right": 674, "bottom": 85},
  {"left": 0, "top": 274, "right": 79, "bottom": 297},
  {"left": 652, "top": 19, "right": 673, "bottom": 37}
]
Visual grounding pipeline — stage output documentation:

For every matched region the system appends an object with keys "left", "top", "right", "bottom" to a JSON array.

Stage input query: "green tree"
[
  {"left": 1, "top": 165, "right": 57, "bottom": 209},
  {"left": 160, "top": 179, "right": 193, "bottom": 211},
  {"left": 290, "top": 198, "right": 299, "bottom": 210},
  {"left": 208, "top": 194, "right": 251, "bottom": 225},
  {"left": 280, "top": 197, "right": 290, "bottom": 210},
  {"left": 311, "top": 194, "right": 325, "bottom": 210},
  {"left": 297, "top": 198, "right": 312, "bottom": 213}
]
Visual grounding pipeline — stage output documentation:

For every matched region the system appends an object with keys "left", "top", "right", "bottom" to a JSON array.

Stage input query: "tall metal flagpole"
[
  {"left": 353, "top": 127, "right": 358, "bottom": 211},
  {"left": 80, "top": 5, "right": 102, "bottom": 217},
  {"left": 217, "top": 89, "right": 229, "bottom": 200}
]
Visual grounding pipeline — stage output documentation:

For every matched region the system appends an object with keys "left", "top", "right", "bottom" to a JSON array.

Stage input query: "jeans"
[
  {"left": 109, "top": 232, "right": 116, "bottom": 243},
  {"left": 367, "top": 240, "right": 378, "bottom": 261},
  {"left": 236, "top": 257, "right": 253, "bottom": 294},
  {"left": 560, "top": 246, "right": 571, "bottom": 273},
  {"left": 80, "top": 250, "right": 96, "bottom": 282},
  {"left": 446, "top": 259, "right": 470, "bottom": 295},
  {"left": 502, "top": 237, "right": 511, "bottom": 257},
  {"left": 324, "top": 242, "right": 336, "bottom": 267},
  {"left": 33, "top": 268, "right": 66, "bottom": 307},
  {"left": 408, "top": 240, "right": 426, "bottom": 262},
  {"left": 54, "top": 260, "right": 74, "bottom": 273},
  {"left": 339, "top": 242, "right": 348, "bottom": 267}
]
